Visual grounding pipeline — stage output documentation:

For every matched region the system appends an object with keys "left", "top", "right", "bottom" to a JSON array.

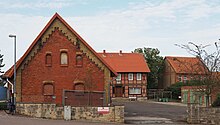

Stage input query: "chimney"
[
  {"left": 119, "top": 50, "right": 122, "bottom": 56},
  {"left": 102, "top": 50, "right": 106, "bottom": 57}
]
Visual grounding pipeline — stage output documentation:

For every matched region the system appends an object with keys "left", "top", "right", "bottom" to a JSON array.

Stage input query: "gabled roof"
[
  {"left": 165, "top": 56, "right": 208, "bottom": 74},
  {"left": 4, "top": 13, "right": 117, "bottom": 78},
  {"left": 98, "top": 52, "right": 150, "bottom": 73}
]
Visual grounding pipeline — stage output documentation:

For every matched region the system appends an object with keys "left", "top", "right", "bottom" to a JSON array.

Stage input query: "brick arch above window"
[{"left": 73, "top": 81, "right": 85, "bottom": 90}]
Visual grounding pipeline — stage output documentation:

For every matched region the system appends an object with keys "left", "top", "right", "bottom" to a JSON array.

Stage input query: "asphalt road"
[{"left": 115, "top": 101, "right": 187, "bottom": 123}]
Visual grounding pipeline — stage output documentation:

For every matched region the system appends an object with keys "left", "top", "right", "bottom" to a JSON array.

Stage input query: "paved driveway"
[{"left": 114, "top": 101, "right": 187, "bottom": 124}]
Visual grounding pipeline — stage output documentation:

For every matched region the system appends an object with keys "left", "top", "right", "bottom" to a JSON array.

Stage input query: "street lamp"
[{"left": 9, "top": 34, "right": 16, "bottom": 114}]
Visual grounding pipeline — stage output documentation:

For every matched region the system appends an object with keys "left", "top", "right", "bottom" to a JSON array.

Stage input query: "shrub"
[
  {"left": 212, "top": 93, "right": 220, "bottom": 107},
  {"left": 165, "top": 82, "right": 184, "bottom": 100},
  {"left": 165, "top": 81, "right": 205, "bottom": 100}
]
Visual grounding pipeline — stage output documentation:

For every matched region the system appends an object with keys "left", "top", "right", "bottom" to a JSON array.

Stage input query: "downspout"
[
  {"left": 6, "top": 78, "right": 14, "bottom": 93},
  {"left": 108, "top": 77, "right": 117, "bottom": 106}
]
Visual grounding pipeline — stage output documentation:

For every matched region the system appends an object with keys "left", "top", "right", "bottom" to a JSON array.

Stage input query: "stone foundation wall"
[
  {"left": 16, "top": 103, "right": 124, "bottom": 123},
  {"left": 187, "top": 103, "right": 220, "bottom": 124}
]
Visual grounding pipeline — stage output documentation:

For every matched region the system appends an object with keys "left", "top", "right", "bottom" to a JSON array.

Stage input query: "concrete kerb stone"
[
  {"left": 125, "top": 116, "right": 173, "bottom": 124},
  {"left": 148, "top": 100, "right": 187, "bottom": 107}
]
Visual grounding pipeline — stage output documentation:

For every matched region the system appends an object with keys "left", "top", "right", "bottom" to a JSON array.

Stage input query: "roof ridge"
[
  {"left": 165, "top": 56, "right": 197, "bottom": 58},
  {"left": 4, "top": 13, "right": 117, "bottom": 77}
]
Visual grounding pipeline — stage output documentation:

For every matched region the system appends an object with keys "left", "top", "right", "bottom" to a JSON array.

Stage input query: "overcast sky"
[{"left": 1, "top": 0, "right": 220, "bottom": 72}]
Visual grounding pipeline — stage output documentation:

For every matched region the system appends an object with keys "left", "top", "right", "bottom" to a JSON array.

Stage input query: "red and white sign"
[{"left": 98, "top": 107, "right": 109, "bottom": 114}]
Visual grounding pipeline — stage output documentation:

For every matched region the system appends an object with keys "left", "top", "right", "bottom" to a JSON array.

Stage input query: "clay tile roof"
[
  {"left": 98, "top": 52, "right": 150, "bottom": 73},
  {"left": 165, "top": 56, "right": 208, "bottom": 74},
  {"left": 4, "top": 13, "right": 117, "bottom": 78}
]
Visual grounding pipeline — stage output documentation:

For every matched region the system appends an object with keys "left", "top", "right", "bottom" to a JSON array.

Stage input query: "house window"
[
  {"left": 183, "top": 75, "right": 187, "bottom": 83},
  {"left": 129, "top": 87, "right": 141, "bottom": 95},
  {"left": 178, "top": 75, "right": 182, "bottom": 82},
  {"left": 45, "top": 53, "right": 52, "bottom": 66},
  {"left": 128, "top": 73, "right": 133, "bottom": 80},
  {"left": 60, "top": 51, "right": 68, "bottom": 65},
  {"left": 116, "top": 73, "right": 121, "bottom": 84},
  {"left": 116, "top": 73, "right": 121, "bottom": 80},
  {"left": 137, "top": 73, "right": 142, "bottom": 80},
  {"left": 76, "top": 55, "right": 83, "bottom": 66},
  {"left": 190, "top": 76, "right": 194, "bottom": 80},
  {"left": 43, "top": 83, "right": 54, "bottom": 95}
]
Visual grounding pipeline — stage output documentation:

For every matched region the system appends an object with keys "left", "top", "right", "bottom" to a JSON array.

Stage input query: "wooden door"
[{"left": 115, "top": 87, "right": 123, "bottom": 97}]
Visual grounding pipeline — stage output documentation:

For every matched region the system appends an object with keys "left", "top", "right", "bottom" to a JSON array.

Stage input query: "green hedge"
[{"left": 165, "top": 80, "right": 205, "bottom": 100}]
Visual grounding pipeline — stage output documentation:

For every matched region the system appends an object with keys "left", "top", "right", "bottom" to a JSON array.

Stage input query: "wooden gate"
[{"left": 63, "top": 90, "right": 104, "bottom": 106}]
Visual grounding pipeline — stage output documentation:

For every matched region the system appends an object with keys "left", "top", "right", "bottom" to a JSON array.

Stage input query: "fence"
[
  {"left": 147, "top": 89, "right": 172, "bottom": 101},
  {"left": 63, "top": 90, "right": 104, "bottom": 106}
]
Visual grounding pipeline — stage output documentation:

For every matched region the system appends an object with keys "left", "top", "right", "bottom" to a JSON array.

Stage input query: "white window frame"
[
  {"left": 137, "top": 73, "right": 142, "bottom": 80},
  {"left": 190, "top": 76, "right": 194, "bottom": 80},
  {"left": 129, "top": 87, "right": 141, "bottom": 95},
  {"left": 178, "top": 75, "right": 182, "bottom": 82},
  {"left": 116, "top": 73, "right": 121, "bottom": 81},
  {"left": 60, "top": 52, "right": 68, "bottom": 65},
  {"left": 128, "top": 73, "right": 133, "bottom": 80},
  {"left": 116, "top": 73, "right": 121, "bottom": 84},
  {"left": 183, "top": 75, "right": 187, "bottom": 82}
]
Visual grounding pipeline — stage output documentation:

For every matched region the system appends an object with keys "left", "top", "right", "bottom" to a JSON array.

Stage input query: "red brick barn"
[
  {"left": 4, "top": 13, "right": 117, "bottom": 106},
  {"left": 99, "top": 50, "right": 150, "bottom": 100},
  {"left": 160, "top": 56, "right": 208, "bottom": 89}
]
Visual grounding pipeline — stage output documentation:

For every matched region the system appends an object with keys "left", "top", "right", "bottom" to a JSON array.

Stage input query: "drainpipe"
[
  {"left": 6, "top": 78, "right": 14, "bottom": 93},
  {"left": 108, "top": 77, "right": 117, "bottom": 106},
  {"left": 6, "top": 78, "right": 14, "bottom": 113}
]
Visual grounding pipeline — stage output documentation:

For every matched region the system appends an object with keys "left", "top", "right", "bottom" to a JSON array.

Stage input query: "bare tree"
[
  {"left": 83, "top": 65, "right": 99, "bottom": 106},
  {"left": 176, "top": 41, "right": 220, "bottom": 106},
  {"left": 0, "top": 52, "right": 4, "bottom": 74}
]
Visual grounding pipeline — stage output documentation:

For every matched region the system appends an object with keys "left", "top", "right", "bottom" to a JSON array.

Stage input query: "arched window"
[
  {"left": 43, "top": 83, "right": 54, "bottom": 95},
  {"left": 74, "top": 83, "right": 85, "bottom": 90},
  {"left": 76, "top": 55, "right": 83, "bottom": 66},
  {"left": 45, "top": 53, "right": 52, "bottom": 66},
  {"left": 60, "top": 52, "right": 68, "bottom": 65}
]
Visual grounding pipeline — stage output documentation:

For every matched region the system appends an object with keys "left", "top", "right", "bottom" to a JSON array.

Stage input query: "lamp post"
[{"left": 9, "top": 34, "right": 16, "bottom": 114}]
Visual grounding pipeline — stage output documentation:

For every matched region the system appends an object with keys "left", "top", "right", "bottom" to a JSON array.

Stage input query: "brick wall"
[
  {"left": 160, "top": 60, "right": 176, "bottom": 88},
  {"left": 21, "top": 29, "right": 105, "bottom": 105}
]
